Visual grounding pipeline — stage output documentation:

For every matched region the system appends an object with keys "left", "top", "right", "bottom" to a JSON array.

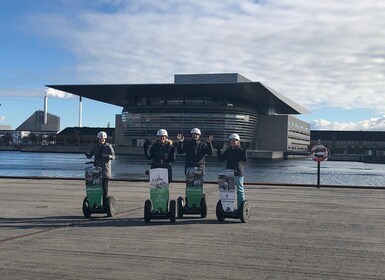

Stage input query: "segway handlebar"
[{"left": 85, "top": 161, "right": 104, "bottom": 166}]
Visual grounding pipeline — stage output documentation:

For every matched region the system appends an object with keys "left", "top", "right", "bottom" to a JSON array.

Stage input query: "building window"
[
  {"left": 135, "top": 97, "right": 147, "bottom": 106},
  {"left": 149, "top": 97, "right": 165, "bottom": 105},
  {"left": 167, "top": 97, "right": 183, "bottom": 106},
  {"left": 185, "top": 97, "right": 204, "bottom": 106}
]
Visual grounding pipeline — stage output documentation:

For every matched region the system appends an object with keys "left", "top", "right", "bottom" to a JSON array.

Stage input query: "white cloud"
[
  {"left": 0, "top": 87, "right": 44, "bottom": 98},
  {"left": 0, "top": 87, "right": 74, "bottom": 99},
  {"left": 311, "top": 116, "right": 385, "bottom": 131},
  {"left": 3, "top": 0, "right": 385, "bottom": 129},
  {"left": 30, "top": 0, "right": 384, "bottom": 109},
  {"left": 0, "top": 116, "right": 5, "bottom": 122},
  {"left": 45, "top": 88, "right": 73, "bottom": 99}
]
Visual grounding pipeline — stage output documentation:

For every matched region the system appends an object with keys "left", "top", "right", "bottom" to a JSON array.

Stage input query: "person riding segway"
[
  {"left": 176, "top": 128, "right": 213, "bottom": 218},
  {"left": 143, "top": 129, "right": 176, "bottom": 223},
  {"left": 83, "top": 131, "right": 116, "bottom": 217},
  {"left": 216, "top": 133, "right": 250, "bottom": 223}
]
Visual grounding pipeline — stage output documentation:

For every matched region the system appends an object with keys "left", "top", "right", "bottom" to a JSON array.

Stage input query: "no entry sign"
[{"left": 311, "top": 144, "right": 329, "bottom": 162}]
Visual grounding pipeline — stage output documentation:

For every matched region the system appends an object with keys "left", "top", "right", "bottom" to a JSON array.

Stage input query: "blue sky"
[{"left": 1, "top": 0, "right": 385, "bottom": 131}]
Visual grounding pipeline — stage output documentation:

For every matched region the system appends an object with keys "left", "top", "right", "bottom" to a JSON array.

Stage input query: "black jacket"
[
  {"left": 144, "top": 140, "right": 176, "bottom": 182},
  {"left": 177, "top": 139, "right": 213, "bottom": 171},
  {"left": 217, "top": 145, "right": 247, "bottom": 176}
]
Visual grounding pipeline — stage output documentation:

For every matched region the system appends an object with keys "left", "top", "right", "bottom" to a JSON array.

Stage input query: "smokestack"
[
  {"left": 79, "top": 96, "right": 83, "bottom": 127},
  {"left": 44, "top": 94, "right": 48, "bottom": 125}
]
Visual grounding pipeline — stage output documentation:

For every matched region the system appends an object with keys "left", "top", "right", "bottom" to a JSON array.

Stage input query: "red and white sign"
[{"left": 311, "top": 145, "right": 329, "bottom": 162}]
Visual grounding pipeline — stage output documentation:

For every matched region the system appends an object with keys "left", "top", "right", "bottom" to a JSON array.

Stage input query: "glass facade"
[
  {"left": 48, "top": 73, "right": 310, "bottom": 153},
  {"left": 121, "top": 96, "right": 260, "bottom": 148}
]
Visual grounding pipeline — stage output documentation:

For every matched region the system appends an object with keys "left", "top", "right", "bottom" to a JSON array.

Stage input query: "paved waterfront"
[{"left": 0, "top": 178, "right": 384, "bottom": 280}]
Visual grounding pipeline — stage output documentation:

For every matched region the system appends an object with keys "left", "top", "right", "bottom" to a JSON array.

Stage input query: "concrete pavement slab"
[{"left": 0, "top": 178, "right": 384, "bottom": 279}]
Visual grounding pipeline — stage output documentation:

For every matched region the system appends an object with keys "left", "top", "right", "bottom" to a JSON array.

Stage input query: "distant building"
[
  {"left": 0, "top": 125, "right": 11, "bottom": 130},
  {"left": 257, "top": 115, "right": 310, "bottom": 151},
  {"left": 0, "top": 110, "right": 61, "bottom": 145},
  {"left": 310, "top": 130, "right": 385, "bottom": 156},
  {"left": 0, "top": 130, "right": 30, "bottom": 145},
  {"left": 16, "top": 110, "right": 60, "bottom": 133},
  {"left": 48, "top": 73, "right": 310, "bottom": 153},
  {"left": 57, "top": 127, "right": 114, "bottom": 145}
]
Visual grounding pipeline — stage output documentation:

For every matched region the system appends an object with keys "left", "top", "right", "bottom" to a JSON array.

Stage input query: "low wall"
[
  {"left": 1, "top": 145, "right": 286, "bottom": 159},
  {"left": 328, "top": 154, "right": 361, "bottom": 161},
  {"left": 247, "top": 150, "right": 285, "bottom": 159},
  {"left": 0, "top": 145, "right": 144, "bottom": 155}
]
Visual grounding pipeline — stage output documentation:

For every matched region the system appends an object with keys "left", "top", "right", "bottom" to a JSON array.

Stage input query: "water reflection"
[{"left": 1, "top": 151, "right": 385, "bottom": 186}]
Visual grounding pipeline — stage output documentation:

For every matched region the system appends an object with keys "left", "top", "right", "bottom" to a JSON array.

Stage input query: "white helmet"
[
  {"left": 190, "top": 128, "right": 201, "bottom": 135},
  {"left": 157, "top": 129, "right": 168, "bottom": 137},
  {"left": 229, "top": 133, "right": 240, "bottom": 141},
  {"left": 97, "top": 131, "right": 107, "bottom": 139}
]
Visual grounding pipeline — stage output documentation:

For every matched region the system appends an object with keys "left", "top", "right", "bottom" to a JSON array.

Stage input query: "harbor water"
[{"left": 1, "top": 151, "right": 385, "bottom": 186}]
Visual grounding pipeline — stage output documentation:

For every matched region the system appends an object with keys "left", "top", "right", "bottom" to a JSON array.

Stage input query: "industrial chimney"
[
  {"left": 44, "top": 94, "right": 48, "bottom": 125},
  {"left": 79, "top": 96, "right": 83, "bottom": 127}
]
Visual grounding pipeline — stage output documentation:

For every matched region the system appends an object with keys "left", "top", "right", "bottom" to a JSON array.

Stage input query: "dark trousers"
[{"left": 102, "top": 178, "right": 109, "bottom": 206}]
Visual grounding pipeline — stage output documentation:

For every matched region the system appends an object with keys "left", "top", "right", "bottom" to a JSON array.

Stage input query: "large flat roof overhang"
[{"left": 46, "top": 82, "right": 309, "bottom": 115}]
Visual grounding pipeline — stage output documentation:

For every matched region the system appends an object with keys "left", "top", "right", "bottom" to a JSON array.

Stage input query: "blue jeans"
[{"left": 234, "top": 176, "right": 245, "bottom": 208}]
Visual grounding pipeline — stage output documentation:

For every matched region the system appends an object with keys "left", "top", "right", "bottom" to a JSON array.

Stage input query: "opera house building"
[{"left": 48, "top": 73, "right": 310, "bottom": 155}]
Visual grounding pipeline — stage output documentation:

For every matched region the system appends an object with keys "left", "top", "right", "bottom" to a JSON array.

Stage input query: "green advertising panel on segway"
[
  {"left": 85, "top": 166, "right": 103, "bottom": 208},
  {"left": 144, "top": 168, "right": 176, "bottom": 223},
  {"left": 185, "top": 167, "right": 203, "bottom": 208},
  {"left": 83, "top": 162, "right": 116, "bottom": 218},
  {"left": 177, "top": 167, "right": 207, "bottom": 219}
]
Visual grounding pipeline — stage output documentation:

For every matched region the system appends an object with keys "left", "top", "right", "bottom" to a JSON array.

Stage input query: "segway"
[
  {"left": 216, "top": 169, "right": 250, "bottom": 223},
  {"left": 177, "top": 167, "right": 207, "bottom": 219},
  {"left": 144, "top": 167, "right": 176, "bottom": 223},
  {"left": 82, "top": 161, "right": 116, "bottom": 218}
]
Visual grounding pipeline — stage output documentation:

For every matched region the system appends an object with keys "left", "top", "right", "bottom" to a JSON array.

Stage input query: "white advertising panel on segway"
[
  {"left": 218, "top": 169, "right": 236, "bottom": 211},
  {"left": 177, "top": 167, "right": 207, "bottom": 219},
  {"left": 216, "top": 169, "right": 250, "bottom": 223},
  {"left": 144, "top": 168, "right": 176, "bottom": 223}
]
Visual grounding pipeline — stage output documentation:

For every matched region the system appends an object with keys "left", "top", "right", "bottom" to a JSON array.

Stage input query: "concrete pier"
[{"left": 0, "top": 178, "right": 384, "bottom": 279}]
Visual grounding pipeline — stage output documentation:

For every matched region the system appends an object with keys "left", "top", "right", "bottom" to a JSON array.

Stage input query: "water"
[{"left": 1, "top": 151, "right": 385, "bottom": 186}]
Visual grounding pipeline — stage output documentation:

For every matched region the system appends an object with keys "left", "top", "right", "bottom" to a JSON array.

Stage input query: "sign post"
[{"left": 310, "top": 144, "right": 329, "bottom": 188}]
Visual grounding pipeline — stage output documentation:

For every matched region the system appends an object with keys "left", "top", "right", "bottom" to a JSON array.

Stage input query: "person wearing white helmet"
[
  {"left": 217, "top": 133, "right": 247, "bottom": 208},
  {"left": 176, "top": 128, "right": 214, "bottom": 175},
  {"left": 143, "top": 129, "right": 176, "bottom": 182},
  {"left": 85, "top": 131, "right": 116, "bottom": 206}
]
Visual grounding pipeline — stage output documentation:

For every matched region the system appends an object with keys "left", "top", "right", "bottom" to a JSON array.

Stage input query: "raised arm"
[
  {"left": 176, "top": 133, "right": 186, "bottom": 154},
  {"left": 143, "top": 139, "right": 152, "bottom": 160},
  {"left": 217, "top": 145, "right": 227, "bottom": 162},
  {"left": 205, "top": 135, "right": 214, "bottom": 155}
]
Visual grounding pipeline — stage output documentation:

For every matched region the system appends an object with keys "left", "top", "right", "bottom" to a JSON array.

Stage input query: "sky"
[{"left": 1, "top": 0, "right": 385, "bottom": 131}]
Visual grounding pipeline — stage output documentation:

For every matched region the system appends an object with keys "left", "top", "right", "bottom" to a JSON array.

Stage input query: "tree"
[
  {"left": 28, "top": 132, "right": 38, "bottom": 144},
  {"left": 1, "top": 133, "right": 13, "bottom": 145}
]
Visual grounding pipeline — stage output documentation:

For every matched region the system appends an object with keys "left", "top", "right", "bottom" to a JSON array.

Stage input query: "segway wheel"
[
  {"left": 200, "top": 196, "right": 207, "bottom": 218},
  {"left": 144, "top": 199, "right": 152, "bottom": 223},
  {"left": 216, "top": 200, "right": 225, "bottom": 222},
  {"left": 239, "top": 200, "right": 250, "bottom": 223},
  {"left": 106, "top": 196, "right": 116, "bottom": 217},
  {"left": 177, "top": 197, "right": 184, "bottom": 219},
  {"left": 82, "top": 197, "right": 91, "bottom": 218},
  {"left": 169, "top": 200, "right": 176, "bottom": 223}
]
